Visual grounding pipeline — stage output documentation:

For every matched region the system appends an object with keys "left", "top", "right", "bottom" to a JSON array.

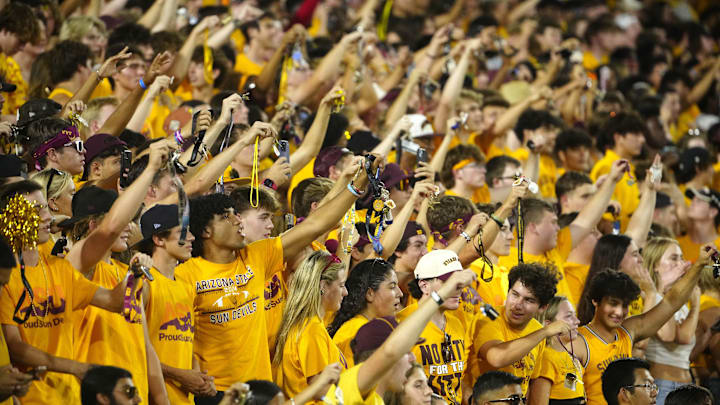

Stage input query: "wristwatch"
[
  {"left": 263, "top": 178, "right": 277, "bottom": 190},
  {"left": 431, "top": 291, "right": 444, "bottom": 306}
]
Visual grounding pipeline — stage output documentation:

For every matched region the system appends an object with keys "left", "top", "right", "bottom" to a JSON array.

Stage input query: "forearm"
[
  {"left": 6, "top": 338, "right": 80, "bottom": 375},
  {"left": 494, "top": 97, "right": 532, "bottom": 137},
  {"left": 137, "top": 0, "right": 164, "bottom": 29},
  {"left": 98, "top": 87, "right": 146, "bottom": 136},
  {"left": 435, "top": 51, "right": 472, "bottom": 133},
  {"left": 102, "top": 0, "right": 130, "bottom": 17},
  {"left": 145, "top": 316, "right": 170, "bottom": 405},
  {"left": 152, "top": 0, "right": 178, "bottom": 33},
  {"left": 168, "top": 34, "right": 200, "bottom": 91},
  {"left": 66, "top": 72, "right": 102, "bottom": 108},
  {"left": 430, "top": 132, "right": 454, "bottom": 174},
  {"left": 377, "top": 197, "right": 418, "bottom": 260},
  {"left": 385, "top": 74, "right": 420, "bottom": 128},
  {"left": 666, "top": 263, "right": 705, "bottom": 311},
  {"left": 434, "top": 0, "right": 464, "bottom": 26},
  {"left": 572, "top": 178, "right": 616, "bottom": 243},
  {"left": 484, "top": 329, "right": 548, "bottom": 368},
  {"left": 677, "top": 305, "right": 699, "bottom": 344},
  {"left": 687, "top": 65, "right": 718, "bottom": 107},
  {"left": 289, "top": 42, "right": 347, "bottom": 105},
  {"left": 126, "top": 94, "right": 157, "bottom": 132},
  {"left": 625, "top": 185, "right": 656, "bottom": 247},
  {"left": 291, "top": 104, "right": 331, "bottom": 173},
  {"left": 184, "top": 137, "right": 250, "bottom": 196},
  {"left": 522, "top": 152, "right": 540, "bottom": 183},
  {"left": 207, "top": 21, "right": 236, "bottom": 49}
]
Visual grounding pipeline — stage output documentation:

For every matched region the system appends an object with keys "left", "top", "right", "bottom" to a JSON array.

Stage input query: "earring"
[{"left": 320, "top": 289, "right": 325, "bottom": 296}]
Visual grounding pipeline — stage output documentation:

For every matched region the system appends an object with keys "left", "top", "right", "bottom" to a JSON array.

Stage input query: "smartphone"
[
  {"left": 416, "top": 148, "right": 428, "bottom": 164},
  {"left": 119, "top": 149, "right": 132, "bottom": 188}
]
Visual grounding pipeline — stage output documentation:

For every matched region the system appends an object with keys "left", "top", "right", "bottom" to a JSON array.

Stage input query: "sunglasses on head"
[
  {"left": 487, "top": 395, "right": 525, "bottom": 405},
  {"left": 45, "top": 168, "right": 64, "bottom": 198}
]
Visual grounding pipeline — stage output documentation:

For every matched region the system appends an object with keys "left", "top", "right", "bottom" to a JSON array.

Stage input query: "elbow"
[
  {"left": 677, "top": 333, "right": 693, "bottom": 345},
  {"left": 483, "top": 352, "right": 505, "bottom": 369}
]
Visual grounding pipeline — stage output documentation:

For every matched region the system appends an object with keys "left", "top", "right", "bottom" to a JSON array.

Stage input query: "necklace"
[{"left": 30, "top": 257, "right": 50, "bottom": 321}]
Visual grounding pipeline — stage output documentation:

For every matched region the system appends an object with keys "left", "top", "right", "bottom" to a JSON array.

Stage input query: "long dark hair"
[
  {"left": 328, "top": 259, "right": 394, "bottom": 337},
  {"left": 577, "top": 234, "right": 632, "bottom": 325}
]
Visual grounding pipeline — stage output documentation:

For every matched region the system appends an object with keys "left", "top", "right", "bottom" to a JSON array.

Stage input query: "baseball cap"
[
  {"left": 380, "top": 163, "right": 410, "bottom": 190},
  {"left": 685, "top": 187, "right": 720, "bottom": 211},
  {"left": 352, "top": 316, "right": 425, "bottom": 356},
  {"left": 16, "top": 99, "right": 62, "bottom": 128},
  {"left": 82, "top": 134, "right": 127, "bottom": 180},
  {"left": 0, "top": 155, "right": 27, "bottom": 178},
  {"left": 400, "top": 221, "right": 425, "bottom": 246},
  {"left": 59, "top": 186, "right": 118, "bottom": 228},
  {"left": 313, "top": 146, "right": 352, "bottom": 178},
  {"left": 134, "top": 204, "right": 181, "bottom": 247},
  {"left": 414, "top": 249, "right": 462, "bottom": 280},
  {"left": 346, "top": 130, "right": 381, "bottom": 155},
  {"left": 406, "top": 114, "right": 435, "bottom": 139}
]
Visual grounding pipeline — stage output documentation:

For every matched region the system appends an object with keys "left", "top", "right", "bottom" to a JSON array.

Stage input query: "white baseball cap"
[
  {"left": 414, "top": 250, "right": 463, "bottom": 280},
  {"left": 407, "top": 114, "right": 435, "bottom": 139}
]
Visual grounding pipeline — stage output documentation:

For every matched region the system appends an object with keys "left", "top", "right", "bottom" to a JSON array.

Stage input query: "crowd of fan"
[{"left": 0, "top": 0, "right": 720, "bottom": 404}]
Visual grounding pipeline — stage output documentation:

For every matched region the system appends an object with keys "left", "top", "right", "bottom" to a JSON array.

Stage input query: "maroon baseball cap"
[
  {"left": 380, "top": 163, "right": 411, "bottom": 190},
  {"left": 314, "top": 146, "right": 352, "bottom": 178},
  {"left": 82, "top": 133, "right": 127, "bottom": 180},
  {"left": 352, "top": 316, "right": 425, "bottom": 356},
  {"left": 400, "top": 221, "right": 425, "bottom": 245}
]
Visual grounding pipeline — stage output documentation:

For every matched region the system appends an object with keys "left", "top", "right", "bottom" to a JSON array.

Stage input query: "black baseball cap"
[
  {"left": 59, "top": 186, "right": 118, "bottom": 228},
  {"left": 0, "top": 155, "right": 27, "bottom": 178},
  {"left": 134, "top": 204, "right": 181, "bottom": 247},
  {"left": 685, "top": 187, "right": 720, "bottom": 211},
  {"left": 16, "top": 99, "right": 62, "bottom": 128},
  {"left": 655, "top": 192, "right": 673, "bottom": 210}
]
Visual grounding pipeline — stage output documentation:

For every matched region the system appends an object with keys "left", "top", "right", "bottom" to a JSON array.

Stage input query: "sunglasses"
[
  {"left": 63, "top": 139, "right": 83, "bottom": 153},
  {"left": 121, "top": 385, "right": 138, "bottom": 400},
  {"left": 488, "top": 395, "right": 525, "bottom": 405},
  {"left": 45, "top": 168, "right": 63, "bottom": 198}
]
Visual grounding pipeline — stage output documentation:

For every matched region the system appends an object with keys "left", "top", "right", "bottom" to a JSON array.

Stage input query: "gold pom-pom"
[{"left": 0, "top": 194, "right": 40, "bottom": 253}]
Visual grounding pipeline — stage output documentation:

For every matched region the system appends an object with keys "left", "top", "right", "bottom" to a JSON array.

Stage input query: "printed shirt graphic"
[
  {"left": 265, "top": 269, "right": 288, "bottom": 355},
  {"left": 398, "top": 303, "right": 468, "bottom": 405},
  {"left": 579, "top": 325, "right": 633, "bottom": 405},
  {"left": 74, "top": 260, "right": 149, "bottom": 404},
  {"left": 146, "top": 268, "right": 196, "bottom": 405},
  {"left": 174, "top": 237, "right": 284, "bottom": 390},
  {"left": 0, "top": 254, "right": 99, "bottom": 404},
  {"left": 534, "top": 345, "right": 585, "bottom": 400},
  {"left": 275, "top": 316, "right": 348, "bottom": 398},
  {"left": 470, "top": 306, "right": 545, "bottom": 396}
]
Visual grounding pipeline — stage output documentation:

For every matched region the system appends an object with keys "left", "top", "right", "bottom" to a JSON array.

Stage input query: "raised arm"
[
  {"left": 126, "top": 76, "right": 171, "bottom": 133},
  {"left": 375, "top": 182, "right": 435, "bottom": 260},
  {"left": 624, "top": 246, "right": 716, "bottom": 341},
  {"left": 434, "top": 41, "right": 481, "bottom": 134},
  {"left": 686, "top": 57, "right": 720, "bottom": 108},
  {"left": 255, "top": 25, "right": 306, "bottom": 95},
  {"left": 568, "top": 159, "right": 624, "bottom": 248},
  {"left": 357, "top": 270, "right": 476, "bottom": 395},
  {"left": 281, "top": 155, "right": 379, "bottom": 262},
  {"left": 289, "top": 87, "right": 342, "bottom": 174},
  {"left": 67, "top": 141, "right": 174, "bottom": 274},
  {"left": 626, "top": 155, "right": 661, "bottom": 247},
  {"left": 64, "top": 48, "right": 133, "bottom": 109},
  {"left": 98, "top": 52, "right": 173, "bottom": 136},
  {"left": 167, "top": 17, "right": 219, "bottom": 91}
]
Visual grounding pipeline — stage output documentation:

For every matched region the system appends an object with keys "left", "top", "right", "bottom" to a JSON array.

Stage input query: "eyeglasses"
[
  {"left": 46, "top": 168, "right": 64, "bottom": 198},
  {"left": 63, "top": 139, "right": 83, "bottom": 153},
  {"left": 487, "top": 395, "right": 526, "bottom": 405},
  {"left": 624, "top": 383, "right": 658, "bottom": 393},
  {"left": 121, "top": 385, "right": 138, "bottom": 399}
]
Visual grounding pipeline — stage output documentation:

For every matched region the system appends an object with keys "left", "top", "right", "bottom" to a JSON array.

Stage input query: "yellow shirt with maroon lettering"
[
  {"left": 174, "top": 237, "right": 284, "bottom": 390},
  {"left": 332, "top": 314, "right": 369, "bottom": 368},
  {"left": 470, "top": 307, "right": 545, "bottom": 395},
  {"left": 397, "top": 303, "right": 467, "bottom": 405},
  {"left": 265, "top": 271, "right": 288, "bottom": 356},
  {"left": 534, "top": 345, "right": 585, "bottom": 400},
  {"left": 74, "top": 260, "right": 148, "bottom": 404},
  {"left": 274, "top": 316, "right": 348, "bottom": 398},
  {"left": 145, "top": 268, "right": 196, "bottom": 405},
  {"left": 578, "top": 325, "right": 633, "bottom": 405},
  {"left": 0, "top": 253, "right": 99, "bottom": 404}
]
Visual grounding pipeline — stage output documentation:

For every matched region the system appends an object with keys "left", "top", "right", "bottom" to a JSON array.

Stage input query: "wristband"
[
  {"left": 174, "top": 129, "right": 184, "bottom": 145},
  {"left": 347, "top": 182, "right": 364, "bottom": 197},
  {"left": 139, "top": 78, "right": 147, "bottom": 90},
  {"left": 460, "top": 231, "right": 471, "bottom": 243},
  {"left": 430, "top": 291, "right": 444, "bottom": 306},
  {"left": 263, "top": 178, "right": 278, "bottom": 190},
  {"left": 490, "top": 213, "right": 504, "bottom": 227},
  {"left": 95, "top": 69, "right": 103, "bottom": 82}
]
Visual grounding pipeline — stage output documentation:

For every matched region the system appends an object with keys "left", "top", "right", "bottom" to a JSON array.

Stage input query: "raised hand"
[
  {"left": 438, "top": 269, "right": 477, "bottom": 300},
  {"left": 144, "top": 51, "right": 173, "bottom": 86},
  {"left": 98, "top": 46, "right": 132, "bottom": 78},
  {"left": 218, "top": 93, "right": 245, "bottom": 125},
  {"left": 147, "top": 139, "right": 177, "bottom": 171}
]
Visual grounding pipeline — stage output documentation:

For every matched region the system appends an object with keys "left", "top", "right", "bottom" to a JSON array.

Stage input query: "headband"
[
  {"left": 431, "top": 213, "right": 474, "bottom": 246},
  {"left": 452, "top": 158, "right": 475, "bottom": 171},
  {"left": 32, "top": 126, "right": 80, "bottom": 170}
]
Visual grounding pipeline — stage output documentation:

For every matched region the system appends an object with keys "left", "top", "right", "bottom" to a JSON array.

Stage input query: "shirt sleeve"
[
  {"left": 0, "top": 279, "right": 20, "bottom": 325},
  {"left": 473, "top": 316, "right": 505, "bottom": 356},
  {"left": 69, "top": 264, "right": 100, "bottom": 311}
]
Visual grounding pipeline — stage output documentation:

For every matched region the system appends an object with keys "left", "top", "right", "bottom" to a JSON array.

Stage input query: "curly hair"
[
  {"left": 507, "top": 262, "right": 558, "bottom": 307},
  {"left": 328, "top": 259, "right": 394, "bottom": 337},
  {"left": 584, "top": 269, "right": 641, "bottom": 323},
  {"left": 189, "top": 193, "right": 235, "bottom": 257}
]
